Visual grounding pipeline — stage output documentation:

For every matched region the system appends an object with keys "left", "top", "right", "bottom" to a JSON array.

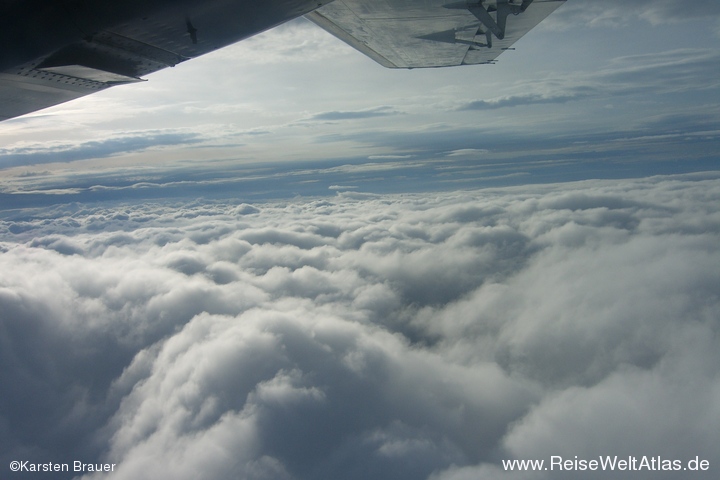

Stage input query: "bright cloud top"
[{"left": 1, "top": 173, "right": 719, "bottom": 479}]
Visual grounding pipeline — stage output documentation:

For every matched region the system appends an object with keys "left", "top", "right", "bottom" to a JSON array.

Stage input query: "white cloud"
[
  {"left": 458, "top": 48, "right": 720, "bottom": 114},
  {"left": 367, "top": 155, "right": 414, "bottom": 160},
  {"left": 548, "top": 0, "right": 720, "bottom": 28},
  {"left": 445, "top": 149, "right": 490, "bottom": 157},
  {"left": 1, "top": 173, "right": 719, "bottom": 479}
]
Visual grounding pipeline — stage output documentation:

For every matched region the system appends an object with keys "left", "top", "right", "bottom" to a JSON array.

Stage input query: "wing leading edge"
[{"left": 306, "top": 0, "right": 566, "bottom": 68}]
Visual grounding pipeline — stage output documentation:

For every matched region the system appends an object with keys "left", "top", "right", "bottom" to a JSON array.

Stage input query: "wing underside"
[
  {"left": 306, "top": 0, "right": 566, "bottom": 68},
  {"left": 0, "top": 0, "right": 323, "bottom": 121}
]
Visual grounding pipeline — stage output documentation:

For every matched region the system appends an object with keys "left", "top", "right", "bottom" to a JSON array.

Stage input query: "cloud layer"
[{"left": 1, "top": 173, "right": 719, "bottom": 479}]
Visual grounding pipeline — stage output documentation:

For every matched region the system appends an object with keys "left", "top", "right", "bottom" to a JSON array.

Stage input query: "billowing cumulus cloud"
[{"left": 1, "top": 173, "right": 719, "bottom": 479}]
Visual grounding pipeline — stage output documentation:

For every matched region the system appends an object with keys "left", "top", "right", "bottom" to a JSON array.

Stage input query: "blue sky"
[{"left": 1, "top": 1, "right": 720, "bottom": 479}]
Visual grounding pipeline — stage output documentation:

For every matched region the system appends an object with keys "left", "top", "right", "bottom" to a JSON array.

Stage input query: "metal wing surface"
[
  {"left": 306, "top": 0, "right": 566, "bottom": 68},
  {"left": 0, "top": 0, "right": 323, "bottom": 121}
]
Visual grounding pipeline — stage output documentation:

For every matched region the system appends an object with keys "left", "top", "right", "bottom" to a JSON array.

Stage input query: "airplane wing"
[
  {"left": 1, "top": 0, "right": 565, "bottom": 122},
  {"left": 0, "top": 0, "right": 324, "bottom": 122},
  {"left": 306, "top": 0, "right": 566, "bottom": 68}
]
